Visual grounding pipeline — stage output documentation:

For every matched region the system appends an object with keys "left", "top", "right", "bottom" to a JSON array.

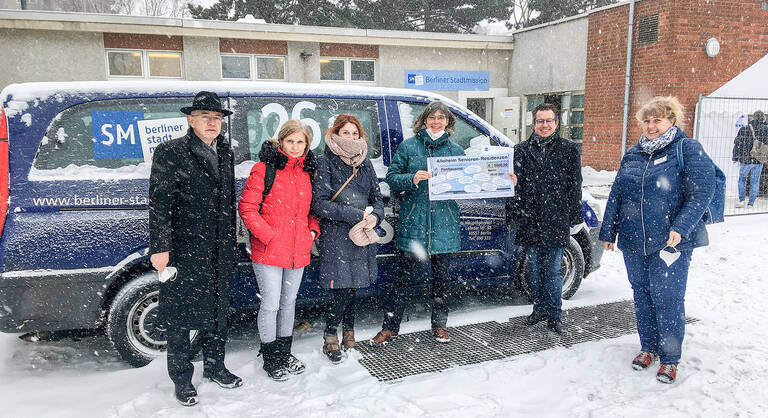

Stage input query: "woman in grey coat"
[{"left": 312, "top": 114, "right": 384, "bottom": 363}]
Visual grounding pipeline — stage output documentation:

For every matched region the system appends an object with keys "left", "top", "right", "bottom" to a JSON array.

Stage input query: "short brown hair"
[
  {"left": 328, "top": 114, "right": 367, "bottom": 144},
  {"left": 270, "top": 119, "right": 312, "bottom": 155},
  {"left": 636, "top": 96, "right": 685, "bottom": 129},
  {"left": 412, "top": 101, "right": 456, "bottom": 135}
]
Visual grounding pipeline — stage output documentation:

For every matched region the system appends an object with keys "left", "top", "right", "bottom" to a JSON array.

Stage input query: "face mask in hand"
[{"left": 659, "top": 245, "right": 680, "bottom": 267}]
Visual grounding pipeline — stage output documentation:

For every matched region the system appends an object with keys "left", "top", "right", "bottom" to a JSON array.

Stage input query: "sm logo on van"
[{"left": 92, "top": 111, "right": 144, "bottom": 159}]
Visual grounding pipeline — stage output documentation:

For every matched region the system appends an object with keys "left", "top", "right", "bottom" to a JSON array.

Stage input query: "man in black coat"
[
  {"left": 732, "top": 110, "right": 768, "bottom": 207},
  {"left": 149, "top": 91, "right": 242, "bottom": 406},
  {"left": 508, "top": 103, "right": 583, "bottom": 335}
]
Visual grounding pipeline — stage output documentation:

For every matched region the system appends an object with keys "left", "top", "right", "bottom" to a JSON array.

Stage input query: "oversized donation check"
[{"left": 426, "top": 153, "right": 514, "bottom": 201}]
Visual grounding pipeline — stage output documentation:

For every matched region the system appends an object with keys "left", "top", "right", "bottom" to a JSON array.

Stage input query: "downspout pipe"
[{"left": 620, "top": 0, "right": 637, "bottom": 157}]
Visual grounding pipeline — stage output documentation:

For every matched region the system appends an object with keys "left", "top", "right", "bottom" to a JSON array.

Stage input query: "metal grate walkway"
[{"left": 355, "top": 300, "right": 698, "bottom": 382}]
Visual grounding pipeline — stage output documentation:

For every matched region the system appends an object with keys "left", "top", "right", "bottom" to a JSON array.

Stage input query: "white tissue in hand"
[{"left": 659, "top": 249, "right": 680, "bottom": 267}]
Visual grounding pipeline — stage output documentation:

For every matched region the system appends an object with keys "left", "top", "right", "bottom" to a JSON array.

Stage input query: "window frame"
[
  {"left": 220, "top": 53, "right": 287, "bottom": 81},
  {"left": 320, "top": 57, "right": 377, "bottom": 84},
  {"left": 105, "top": 48, "right": 184, "bottom": 80}
]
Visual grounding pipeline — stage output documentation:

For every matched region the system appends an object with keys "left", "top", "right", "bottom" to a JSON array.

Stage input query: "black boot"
[
  {"left": 277, "top": 336, "right": 306, "bottom": 375},
  {"left": 259, "top": 341, "right": 288, "bottom": 381},
  {"left": 174, "top": 382, "right": 198, "bottom": 406},
  {"left": 203, "top": 367, "right": 243, "bottom": 389}
]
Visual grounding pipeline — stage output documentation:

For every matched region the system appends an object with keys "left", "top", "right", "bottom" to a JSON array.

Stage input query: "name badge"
[{"left": 654, "top": 156, "right": 668, "bottom": 165}]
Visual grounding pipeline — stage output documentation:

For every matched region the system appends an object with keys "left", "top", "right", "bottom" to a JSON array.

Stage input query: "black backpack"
[{"left": 260, "top": 163, "right": 276, "bottom": 213}]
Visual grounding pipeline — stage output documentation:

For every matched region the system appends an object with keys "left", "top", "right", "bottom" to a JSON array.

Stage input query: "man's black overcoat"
[{"left": 149, "top": 128, "right": 236, "bottom": 332}]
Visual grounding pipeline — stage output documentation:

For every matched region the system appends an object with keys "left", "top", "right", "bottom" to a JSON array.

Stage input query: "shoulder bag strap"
[{"left": 330, "top": 167, "right": 359, "bottom": 202}]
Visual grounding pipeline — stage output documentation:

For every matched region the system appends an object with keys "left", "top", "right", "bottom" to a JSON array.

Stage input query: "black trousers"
[
  {"left": 167, "top": 326, "right": 227, "bottom": 386},
  {"left": 381, "top": 251, "right": 452, "bottom": 333},
  {"left": 324, "top": 288, "right": 358, "bottom": 336}
]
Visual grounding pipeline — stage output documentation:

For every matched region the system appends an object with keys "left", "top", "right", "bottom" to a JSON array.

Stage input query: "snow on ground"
[{"left": 2, "top": 190, "right": 768, "bottom": 417}]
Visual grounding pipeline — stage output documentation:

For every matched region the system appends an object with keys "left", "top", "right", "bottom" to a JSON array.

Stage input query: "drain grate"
[{"left": 355, "top": 300, "right": 698, "bottom": 382}]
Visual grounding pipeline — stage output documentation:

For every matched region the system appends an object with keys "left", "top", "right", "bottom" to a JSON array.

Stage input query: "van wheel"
[
  {"left": 513, "top": 236, "right": 585, "bottom": 301},
  {"left": 106, "top": 272, "right": 198, "bottom": 367},
  {"left": 561, "top": 237, "right": 585, "bottom": 300}
]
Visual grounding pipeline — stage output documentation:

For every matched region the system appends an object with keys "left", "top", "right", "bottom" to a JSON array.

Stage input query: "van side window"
[
  {"left": 31, "top": 98, "right": 196, "bottom": 180},
  {"left": 397, "top": 101, "right": 491, "bottom": 155},
  {"left": 230, "top": 97, "right": 381, "bottom": 168}
]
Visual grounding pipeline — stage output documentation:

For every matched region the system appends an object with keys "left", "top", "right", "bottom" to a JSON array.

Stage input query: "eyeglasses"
[
  {"left": 535, "top": 119, "right": 557, "bottom": 126},
  {"left": 427, "top": 115, "right": 447, "bottom": 122},
  {"left": 193, "top": 114, "right": 223, "bottom": 123}
]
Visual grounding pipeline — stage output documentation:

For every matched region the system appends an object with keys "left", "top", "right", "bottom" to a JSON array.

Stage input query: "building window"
[
  {"left": 106, "top": 49, "right": 182, "bottom": 79},
  {"left": 221, "top": 55, "right": 251, "bottom": 79},
  {"left": 221, "top": 54, "right": 286, "bottom": 80},
  {"left": 569, "top": 94, "right": 584, "bottom": 144},
  {"left": 256, "top": 56, "right": 285, "bottom": 80},
  {"left": 320, "top": 58, "right": 376, "bottom": 83}
]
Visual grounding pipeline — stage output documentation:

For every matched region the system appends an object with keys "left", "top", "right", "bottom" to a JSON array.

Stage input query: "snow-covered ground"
[{"left": 2, "top": 177, "right": 767, "bottom": 417}]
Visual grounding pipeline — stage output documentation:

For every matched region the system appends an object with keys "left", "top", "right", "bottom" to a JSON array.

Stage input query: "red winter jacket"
[{"left": 239, "top": 142, "right": 320, "bottom": 269}]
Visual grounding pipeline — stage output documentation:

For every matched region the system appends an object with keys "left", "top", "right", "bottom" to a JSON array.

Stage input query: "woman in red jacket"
[{"left": 239, "top": 119, "right": 320, "bottom": 381}]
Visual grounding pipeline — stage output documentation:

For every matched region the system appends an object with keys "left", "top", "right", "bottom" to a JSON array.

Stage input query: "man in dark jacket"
[
  {"left": 509, "top": 103, "right": 583, "bottom": 335},
  {"left": 732, "top": 110, "right": 768, "bottom": 207},
  {"left": 149, "top": 91, "right": 242, "bottom": 406}
]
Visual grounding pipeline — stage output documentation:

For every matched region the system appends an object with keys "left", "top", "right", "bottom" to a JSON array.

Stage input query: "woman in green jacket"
[{"left": 371, "top": 101, "right": 465, "bottom": 345}]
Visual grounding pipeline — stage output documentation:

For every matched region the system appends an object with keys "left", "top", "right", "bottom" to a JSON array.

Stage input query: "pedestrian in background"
[
  {"left": 732, "top": 110, "right": 768, "bottom": 208},
  {"left": 239, "top": 120, "right": 320, "bottom": 381},
  {"left": 371, "top": 101, "right": 465, "bottom": 345},
  {"left": 600, "top": 96, "right": 716, "bottom": 384},
  {"left": 149, "top": 91, "right": 242, "bottom": 406},
  {"left": 312, "top": 114, "right": 384, "bottom": 363},
  {"left": 508, "top": 102, "right": 583, "bottom": 336}
]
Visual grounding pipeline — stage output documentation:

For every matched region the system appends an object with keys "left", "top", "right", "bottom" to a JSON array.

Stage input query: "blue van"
[{"left": 0, "top": 81, "right": 603, "bottom": 366}]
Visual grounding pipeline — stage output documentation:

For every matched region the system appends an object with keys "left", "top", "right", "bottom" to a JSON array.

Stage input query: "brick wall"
[{"left": 582, "top": 0, "right": 768, "bottom": 170}]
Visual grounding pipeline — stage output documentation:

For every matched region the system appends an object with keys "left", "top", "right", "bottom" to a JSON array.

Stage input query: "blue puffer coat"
[
  {"left": 599, "top": 128, "right": 716, "bottom": 256},
  {"left": 386, "top": 129, "right": 465, "bottom": 255}
]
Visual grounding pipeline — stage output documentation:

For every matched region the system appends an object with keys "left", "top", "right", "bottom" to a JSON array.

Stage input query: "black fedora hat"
[{"left": 180, "top": 91, "right": 233, "bottom": 116}]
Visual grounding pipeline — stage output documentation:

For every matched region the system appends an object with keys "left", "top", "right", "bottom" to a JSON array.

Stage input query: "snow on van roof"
[{"left": 1, "top": 80, "right": 446, "bottom": 107}]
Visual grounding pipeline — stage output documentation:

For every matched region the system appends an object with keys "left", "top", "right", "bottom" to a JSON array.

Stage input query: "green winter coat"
[{"left": 386, "top": 129, "right": 465, "bottom": 255}]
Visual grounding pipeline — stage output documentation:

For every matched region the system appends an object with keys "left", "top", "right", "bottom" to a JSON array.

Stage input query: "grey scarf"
[{"left": 639, "top": 126, "right": 678, "bottom": 154}]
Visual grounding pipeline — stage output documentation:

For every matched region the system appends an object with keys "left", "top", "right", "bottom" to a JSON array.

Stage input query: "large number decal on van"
[
  {"left": 260, "top": 101, "right": 323, "bottom": 149},
  {"left": 92, "top": 111, "right": 144, "bottom": 159}
]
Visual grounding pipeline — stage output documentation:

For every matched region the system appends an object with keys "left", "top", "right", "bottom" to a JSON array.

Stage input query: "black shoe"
[
  {"left": 526, "top": 311, "right": 548, "bottom": 326},
  {"left": 547, "top": 318, "right": 566, "bottom": 335},
  {"left": 203, "top": 367, "right": 243, "bottom": 389},
  {"left": 174, "top": 382, "right": 198, "bottom": 407}
]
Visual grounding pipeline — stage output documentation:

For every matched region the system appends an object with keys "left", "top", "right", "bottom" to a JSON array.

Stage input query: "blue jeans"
[
  {"left": 525, "top": 246, "right": 564, "bottom": 320},
  {"left": 622, "top": 248, "right": 692, "bottom": 365},
  {"left": 738, "top": 163, "right": 763, "bottom": 205}
]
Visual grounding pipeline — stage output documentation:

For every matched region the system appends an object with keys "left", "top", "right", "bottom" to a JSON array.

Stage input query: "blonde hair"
[
  {"left": 270, "top": 119, "right": 312, "bottom": 155},
  {"left": 635, "top": 96, "right": 685, "bottom": 129}
]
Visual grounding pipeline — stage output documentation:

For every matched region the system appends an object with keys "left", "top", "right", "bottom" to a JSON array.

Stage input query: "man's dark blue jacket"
[{"left": 599, "top": 128, "right": 716, "bottom": 256}]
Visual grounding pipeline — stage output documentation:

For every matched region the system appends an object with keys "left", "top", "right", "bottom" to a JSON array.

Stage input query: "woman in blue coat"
[
  {"left": 312, "top": 114, "right": 384, "bottom": 363},
  {"left": 371, "top": 101, "right": 465, "bottom": 345},
  {"left": 599, "top": 96, "right": 716, "bottom": 384}
]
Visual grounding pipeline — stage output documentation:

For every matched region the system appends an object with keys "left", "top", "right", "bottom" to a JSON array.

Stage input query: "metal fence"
[{"left": 695, "top": 96, "right": 768, "bottom": 216}]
